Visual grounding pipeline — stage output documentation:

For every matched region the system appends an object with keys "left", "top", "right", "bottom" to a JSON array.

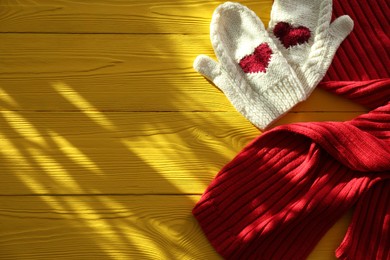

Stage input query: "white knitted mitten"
[
  {"left": 268, "top": 0, "right": 354, "bottom": 95},
  {"left": 194, "top": 2, "right": 306, "bottom": 129}
]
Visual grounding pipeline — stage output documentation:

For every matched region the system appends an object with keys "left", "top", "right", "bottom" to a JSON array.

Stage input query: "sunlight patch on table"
[
  {"left": 27, "top": 147, "right": 83, "bottom": 193},
  {"left": 0, "top": 133, "right": 53, "bottom": 196},
  {"left": 52, "top": 82, "right": 116, "bottom": 131},
  {"left": 1, "top": 110, "right": 47, "bottom": 146},
  {"left": 62, "top": 197, "right": 140, "bottom": 260},
  {"left": 122, "top": 137, "right": 190, "bottom": 194},
  {"left": 48, "top": 130, "right": 104, "bottom": 175},
  {"left": 0, "top": 88, "right": 19, "bottom": 108},
  {"left": 98, "top": 196, "right": 172, "bottom": 259}
]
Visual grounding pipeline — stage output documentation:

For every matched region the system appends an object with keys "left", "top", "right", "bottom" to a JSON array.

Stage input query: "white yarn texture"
[
  {"left": 269, "top": 0, "right": 354, "bottom": 96},
  {"left": 193, "top": 1, "right": 353, "bottom": 129},
  {"left": 194, "top": 2, "right": 305, "bottom": 129}
]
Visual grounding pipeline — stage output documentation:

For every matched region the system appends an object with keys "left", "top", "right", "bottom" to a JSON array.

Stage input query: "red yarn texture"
[
  {"left": 239, "top": 43, "right": 273, "bottom": 73},
  {"left": 322, "top": 0, "right": 389, "bottom": 82},
  {"left": 193, "top": 97, "right": 390, "bottom": 259},
  {"left": 273, "top": 22, "right": 311, "bottom": 48},
  {"left": 193, "top": 0, "right": 390, "bottom": 259},
  {"left": 336, "top": 180, "right": 390, "bottom": 260}
]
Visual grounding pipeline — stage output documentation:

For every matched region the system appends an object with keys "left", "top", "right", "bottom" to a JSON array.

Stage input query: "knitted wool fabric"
[
  {"left": 268, "top": 0, "right": 354, "bottom": 92},
  {"left": 320, "top": 2, "right": 390, "bottom": 257},
  {"left": 320, "top": 0, "right": 390, "bottom": 107},
  {"left": 336, "top": 180, "right": 390, "bottom": 260},
  {"left": 193, "top": 0, "right": 390, "bottom": 259},
  {"left": 322, "top": 0, "right": 389, "bottom": 82},
  {"left": 193, "top": 84, "right": 390, "bottom": 260},
  {"left": 193, "top": 2, "right": 306, "bottom": 130}
]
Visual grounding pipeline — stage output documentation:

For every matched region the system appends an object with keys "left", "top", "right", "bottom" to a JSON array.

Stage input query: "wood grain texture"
[
  {"left": 0, "top": 0, "right": 272, "bottom": 34},
  {"left": 0, "top": 1, "right": 365, "bottom": 259},
  {"left": 0, "top": 195, "right": 351, "bottom": 260},
  {"left": 0, "top": 34, "right": 366, "bottom": 112},
  {"left": 0, "top": 111, "right": 364, "bottom": 195}
]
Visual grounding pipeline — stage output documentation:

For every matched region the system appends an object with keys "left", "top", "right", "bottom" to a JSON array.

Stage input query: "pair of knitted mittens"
[{"left": 194, "top": 1, "right": 354, "bottom": 129}]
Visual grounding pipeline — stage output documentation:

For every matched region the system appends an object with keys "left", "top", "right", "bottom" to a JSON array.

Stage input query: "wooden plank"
[
  {"left": 0, "top": 195, "right": 218, "bottom": 259},
  {"left": 0, "top": 195, "right": 351, "bottom": 260},
  {"left": 0, "top": 111, "right": 364, "bottom": 195},
  {"left": 0, "top": 0, "right": 273, "bottom": 34},
  {"left": 0, "top": 111, "right": 257, "bottom": 195},
  {"left": 0, "top": 34, "right": 367, "bottom": 112},
  {"left": 0, "top": 2, "right": 363, "bottom": 260}
]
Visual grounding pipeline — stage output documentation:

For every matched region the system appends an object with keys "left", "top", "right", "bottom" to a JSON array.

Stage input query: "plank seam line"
[
  {"left": 0, "top": 32, "right": 208, "bottom": 36},
  {"left": 0, "top": 110, "right": 366, "bottom": 113},
  {"left": 0, "top": 193, "right": 203, "bottom": 197}
]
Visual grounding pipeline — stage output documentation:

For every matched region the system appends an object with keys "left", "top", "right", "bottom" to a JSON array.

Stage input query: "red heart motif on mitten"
[
  {"left": 239, "top": 43, "right": 273, "bottom": 73},
  {"left": 273, "top": 22, "right": 311, "bottom": 48}
]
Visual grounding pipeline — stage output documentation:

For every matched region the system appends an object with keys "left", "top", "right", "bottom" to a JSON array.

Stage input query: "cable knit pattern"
[
  {"left": 194, "top": 1, "right": 353, "bottom": 130},
  {"left": 193, "top": 2, "right": 307, "bottom": 130},
  {"left": 269, "top": 0, "right": 354, "bottom": 95}
]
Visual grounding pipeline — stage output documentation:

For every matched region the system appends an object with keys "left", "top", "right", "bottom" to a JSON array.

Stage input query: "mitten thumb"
[
  {"left": 193, "top": 55, "right": 220, "bottom": 81},
  {"left": 309, "top": 15, "right": 354, "bottom": 83},
  {"left": 329, "top": 15, "right": 354, "bottom": 46},
  {"left": 193, "top": 54, "right": 232, "bottom": 93}
]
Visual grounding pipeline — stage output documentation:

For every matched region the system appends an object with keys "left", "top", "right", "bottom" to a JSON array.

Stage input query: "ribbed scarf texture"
[{"left": 193, "top": 0, "right": 390, "bottom": 259}]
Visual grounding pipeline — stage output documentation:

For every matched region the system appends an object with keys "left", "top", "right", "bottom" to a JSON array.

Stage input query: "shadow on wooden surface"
[
  {"left": 0, "top": 80, "right": 259, "bottom": 195},
  {"left": 0, "top": 70, "right": 230, "bottom": 259},
  {"left": 0, "top": 2, "right": 251, "bottom": 257},
  {"left": 0, "top": 1, "right": 367, "bottom": 259}
]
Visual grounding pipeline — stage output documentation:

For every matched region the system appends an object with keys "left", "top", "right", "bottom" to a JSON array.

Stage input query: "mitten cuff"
[{"left": 223, "top": 73, "right": 306, "bottom": 129}]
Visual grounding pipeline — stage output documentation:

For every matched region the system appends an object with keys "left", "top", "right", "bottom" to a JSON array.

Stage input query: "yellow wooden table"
[{"left": 0, "top": 1, "right": 367, "bottom": 259}]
